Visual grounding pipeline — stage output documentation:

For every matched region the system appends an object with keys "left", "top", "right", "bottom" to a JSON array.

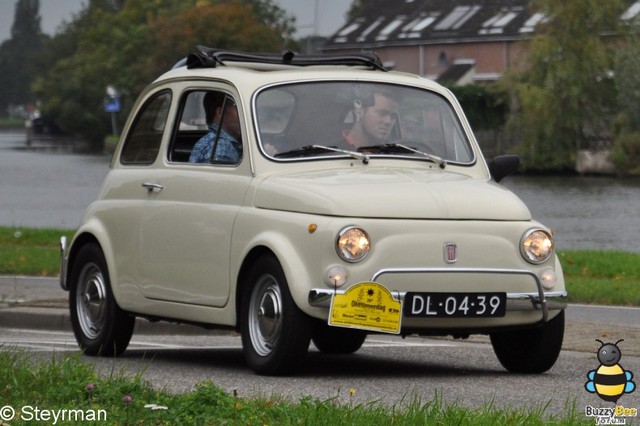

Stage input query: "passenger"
[{"left": 189, "top": 92, "right": 242, "bottom": 163}]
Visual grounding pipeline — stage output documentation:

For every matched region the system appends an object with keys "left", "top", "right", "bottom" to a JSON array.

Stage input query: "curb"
[
  {"left": 0, "top": 305, "right": 235, "bottom": 336},
  {"left": 0, "top": 306, "right": 70, "bottom": 332},
  {"left": 0, "top": 276, "right": 233, "bottom": 336}
]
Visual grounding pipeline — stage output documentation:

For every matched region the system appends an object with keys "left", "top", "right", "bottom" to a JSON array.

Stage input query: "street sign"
[{"left": 104, "top": 97, "right": 120, "bottom": 113}]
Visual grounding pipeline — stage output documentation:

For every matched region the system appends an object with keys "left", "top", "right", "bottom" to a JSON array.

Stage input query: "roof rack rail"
[{"left": 185, "top": 46, "right": 387, "bottom": 71}]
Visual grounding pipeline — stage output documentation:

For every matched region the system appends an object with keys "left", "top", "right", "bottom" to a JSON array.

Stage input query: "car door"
[{"left": 134, "top": 86, "right": 252, "bottom": 307}]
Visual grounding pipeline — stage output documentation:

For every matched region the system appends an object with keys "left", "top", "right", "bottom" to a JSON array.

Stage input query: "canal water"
[
  {"left": 502, "top": 175, "right": 640, "bottom": 253},
  {"left": 1, "top": 131, "right": 639, "bottom": 252}
]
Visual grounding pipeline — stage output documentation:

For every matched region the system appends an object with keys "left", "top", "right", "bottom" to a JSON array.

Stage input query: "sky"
[{"left": 0, "top": 0, "right": 352, "bottom": 43}]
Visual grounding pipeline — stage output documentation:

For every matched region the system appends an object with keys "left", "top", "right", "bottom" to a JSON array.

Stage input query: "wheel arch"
[
  {"left": 65, "top": 221, "right": 122, "bottom": 305},
  {"left": 234, "top": 233, "right": 317, "bottom": 327},
  {"left": 235, "top": 245, "right": 276, "bottom": 328},
  {"left": 66, "top": 232, "right": 100, "bottom": 288}
]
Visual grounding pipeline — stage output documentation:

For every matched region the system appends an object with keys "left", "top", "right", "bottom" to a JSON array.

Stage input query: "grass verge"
[
  {"left": 0, "top": 350, "right": 590, "bottom": 425},
  {"left": 1, "top": 227, "right": 639, "bottom": 306},
  {"left": 0, "top": 227, "right": 74, "bottom": 276},
  {"left": 0, "top": 117, "right": 24, "bottom": 128},
  {"left": 560, "top": 250, "right": 640, "bottom": 306}
]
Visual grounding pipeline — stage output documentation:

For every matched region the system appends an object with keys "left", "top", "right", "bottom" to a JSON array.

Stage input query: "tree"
[
  {"left": 148, "top": 0, "right": 290, "bottom": 71},
  {"left": 448, "top": 84, "right": 508, "bottom": 132},
  {"left": 347, "top": 0, "right": 375, "bottom": 20},
  {"left": 33, "top": 0, "right": 291, "bottom": 150},
  {"left": 611, "top": 20, "right": 640, "bottom": 174},
  {"left": 241, "top": 0, "right": 296, "bottom": 42},
  {"left": 503, "top": 0, "right": 627, "bottom": 172},
  {"left": 0, "top": 0, "right": 47, "bottom": 113}
]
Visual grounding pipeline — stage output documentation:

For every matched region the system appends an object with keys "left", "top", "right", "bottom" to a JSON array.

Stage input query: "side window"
[
  {"left": 169, "top": 90, "right": 243, "bottom": 165},
  {"left": 120, "top": 90, "right": 172, "bottom": 165}
]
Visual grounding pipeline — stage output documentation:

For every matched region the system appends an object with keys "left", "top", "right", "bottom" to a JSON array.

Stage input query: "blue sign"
[{"left": 104, "top": 97, "right": 120, "bottom": 113}]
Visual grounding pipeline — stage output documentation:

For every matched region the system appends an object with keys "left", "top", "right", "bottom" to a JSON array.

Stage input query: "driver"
[{"left": 343, "top": 87, "right": 400, "bottom": 148}]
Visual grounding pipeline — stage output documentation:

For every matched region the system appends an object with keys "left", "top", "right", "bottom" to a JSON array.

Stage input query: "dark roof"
[
  {"left": 322, "top": 0, "right": 640, "bottom": 50},
  {"left": 324, "top": 0, "right": 534, "bottom": 49},
  {"left": 436, "top": 62, "right": 474, "bottom": 85}
]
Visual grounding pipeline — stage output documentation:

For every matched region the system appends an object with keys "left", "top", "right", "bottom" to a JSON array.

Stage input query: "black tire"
[
  {"left": 69, "top": 243, "right": 134, "bottom": 356},
  {"left": 312, "top": 322, "right": 367, "bottom": 354},
  {"left": 490, "top": 310, "right": 565, "bottom": 374},
  {"left": 240, "top": 255, "right": 311, "bottom": 375}
]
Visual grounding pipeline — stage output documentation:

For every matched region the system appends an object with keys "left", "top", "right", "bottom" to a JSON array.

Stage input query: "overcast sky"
[{"left": 0, "top": 0, "right": 352, "bottom": 43}]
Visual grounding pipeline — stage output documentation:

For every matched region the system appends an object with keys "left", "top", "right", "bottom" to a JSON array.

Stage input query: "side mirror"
[{"left": 489, "top": 155, "right": 520, "bottom": 183}]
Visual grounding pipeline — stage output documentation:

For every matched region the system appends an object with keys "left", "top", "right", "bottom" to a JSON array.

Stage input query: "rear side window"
[
  {"left": 168, "top": 90, "right": 243, "bottom": 164},
  {"left": 120, "top": 90, "right": 172, "bottom": 165}
]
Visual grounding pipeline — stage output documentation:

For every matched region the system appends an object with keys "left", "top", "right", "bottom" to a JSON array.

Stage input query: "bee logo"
[{"left": 585, "top": 339, "right": 636, "bottom": 403}]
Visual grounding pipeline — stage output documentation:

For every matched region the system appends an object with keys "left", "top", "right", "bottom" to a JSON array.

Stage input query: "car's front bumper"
[
  {"left": 59, "top": 236, "right": 69, "bottom": 291},
  {"left": 308, "top": 267, "right": 567, "bottom": 328}
]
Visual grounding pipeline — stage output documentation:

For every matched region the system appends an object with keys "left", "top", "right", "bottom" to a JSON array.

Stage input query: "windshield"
[{"left": 254, "top": 81, "right": 474, "bottom": 165}]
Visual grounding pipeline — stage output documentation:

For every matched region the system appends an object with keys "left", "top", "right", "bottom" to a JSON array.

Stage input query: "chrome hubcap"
[
  {"left": 248, "top": 275, "right": 283, "bottom": 356},
  {"left": 76, "top": 263, "right": 107, "bottom": 339}
]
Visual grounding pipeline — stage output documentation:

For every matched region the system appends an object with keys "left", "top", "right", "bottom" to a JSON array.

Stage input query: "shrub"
[{"left": 611, "top": 132, "right": 640, "bottom": 175}]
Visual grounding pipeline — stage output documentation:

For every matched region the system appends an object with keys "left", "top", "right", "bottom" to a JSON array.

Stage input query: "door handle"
[{"left": 142, "top": 182, "right": 163, "bottom": 192}]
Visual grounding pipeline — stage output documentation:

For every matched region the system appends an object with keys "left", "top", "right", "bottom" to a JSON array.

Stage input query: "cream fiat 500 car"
[{"left": 60, "top": 48, "right": 566, "bottom": 375}]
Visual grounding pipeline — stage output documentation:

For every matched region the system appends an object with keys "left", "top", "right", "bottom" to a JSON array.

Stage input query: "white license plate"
[{"left": 404, "top": 292, "right": 506, "bottom": 318}]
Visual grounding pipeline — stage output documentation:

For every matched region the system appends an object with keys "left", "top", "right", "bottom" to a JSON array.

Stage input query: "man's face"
[{"left": 360, "top": 93, "right": 399, "bottom": 144}]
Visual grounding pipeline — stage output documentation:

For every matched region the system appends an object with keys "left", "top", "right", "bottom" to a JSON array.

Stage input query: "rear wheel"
[
  {"left": 240, "top": 255, "right": 311, "bottom": 375},
  {"left": 69, "top": 243, "right": 134, "bottom": 356},
  {"left": 312, "top": 322, "right": 367, "bottom": 354},
  {"left": 490, "top": 310, "right": 564, "bottom": 374}
]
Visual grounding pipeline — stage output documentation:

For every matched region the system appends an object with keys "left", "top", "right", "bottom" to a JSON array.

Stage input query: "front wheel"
[
  {"left": 240, "top": 255, "right": 311, "bottom": 375},
  {"left": 69, "top": 243, "right": 134, "bottom": 356},
  {"left": 490, "top": 310, "right": 564, "bottom": 374}
]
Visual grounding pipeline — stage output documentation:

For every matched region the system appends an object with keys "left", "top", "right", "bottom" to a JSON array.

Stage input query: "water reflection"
[{"left": 502, "top": 175, "right": 640, "bottom": 253}]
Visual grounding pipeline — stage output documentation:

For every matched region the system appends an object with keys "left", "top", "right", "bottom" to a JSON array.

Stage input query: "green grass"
[
  {"left": 1, "top": 227, "right": 640, "bottom": 306},
  {"left": 0, "top": 117, "right": 24, "bottom": 128},
  {"left": 0, "top": 227, "right": 74, "bottom": 276},
  {"left": 560, "top": 250, "right": 640, "bottom": 306},
  {"left": 0, "top": 350, "right": 590, "bottom": 425}
]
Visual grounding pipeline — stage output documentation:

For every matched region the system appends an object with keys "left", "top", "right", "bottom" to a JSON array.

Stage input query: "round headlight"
[
  {"left": 336, "top": 227, "right": 370, "bottom": 263},
  {"left": 520, "top": 229, "right": 554, "bottom": 264}
]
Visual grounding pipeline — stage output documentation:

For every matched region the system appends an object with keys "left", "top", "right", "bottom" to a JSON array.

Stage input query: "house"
[{"left": 321, "top": 0, "right": 640, "bottom": 85}]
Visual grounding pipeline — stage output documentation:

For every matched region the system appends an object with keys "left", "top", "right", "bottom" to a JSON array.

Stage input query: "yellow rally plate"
[{"left": 329, "top": 282, "right": 402, "bottom": 334}]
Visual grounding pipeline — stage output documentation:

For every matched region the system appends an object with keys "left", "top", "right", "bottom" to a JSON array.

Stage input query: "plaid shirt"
[{"left": 189, "top": 124, "right": 242, "bottom": 163}]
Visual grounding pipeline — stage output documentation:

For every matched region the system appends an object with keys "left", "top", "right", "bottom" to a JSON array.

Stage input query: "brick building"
[{"left": 321, "top": 0, "right": 640, "bottom": 85}]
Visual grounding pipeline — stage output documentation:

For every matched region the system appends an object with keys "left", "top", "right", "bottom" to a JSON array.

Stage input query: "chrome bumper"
[
  {"left": 59, "top": 236, "right": 68, "bottom": 291},
  {"left": 308, "top": 267, "right": 567, "bottom": 323}
]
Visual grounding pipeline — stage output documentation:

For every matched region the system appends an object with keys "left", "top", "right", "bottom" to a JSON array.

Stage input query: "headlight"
[
  {"left": 520, "top": 229, "right": 554, "bottom": 264},
  {"left": 336, "top": 226, "right": 370, "bottom": 262}
]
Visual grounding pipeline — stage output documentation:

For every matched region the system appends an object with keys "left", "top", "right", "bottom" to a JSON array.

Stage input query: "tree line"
[
  {"left": 0, "top": 0, "right": 297, "bottom": 146},
  {"left": 1, "top": 0, "right": 639, "bottom": 174}
]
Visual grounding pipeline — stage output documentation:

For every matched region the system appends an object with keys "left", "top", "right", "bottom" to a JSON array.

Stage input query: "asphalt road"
[
  {"left": 1, "top": 293, "right": 640, "bottom": 418},
  {"left": 1, "top": 325, "right": 639, "bottom": 417}
]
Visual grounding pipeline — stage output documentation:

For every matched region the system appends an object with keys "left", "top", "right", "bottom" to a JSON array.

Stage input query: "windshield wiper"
[
  {"left": 363, "top": 143, "right": 446, "bottom": 169},
  {"left": 275, "top": 144, "right": 369, "bottom": 164}
]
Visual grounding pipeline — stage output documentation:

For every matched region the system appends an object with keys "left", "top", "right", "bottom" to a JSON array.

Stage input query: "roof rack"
[{"left": 185, "top": 46, "right": 387, "bottom": 71}]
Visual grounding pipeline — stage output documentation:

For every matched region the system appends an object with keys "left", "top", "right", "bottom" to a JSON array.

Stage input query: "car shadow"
[{"left": 115, "top": 345, "right": 510, "bottom": 379}]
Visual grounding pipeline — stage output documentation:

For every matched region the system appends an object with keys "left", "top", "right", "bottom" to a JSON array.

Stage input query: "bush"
[{"left": 611, "top": 132, "right": 640, "bottom": 175}]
